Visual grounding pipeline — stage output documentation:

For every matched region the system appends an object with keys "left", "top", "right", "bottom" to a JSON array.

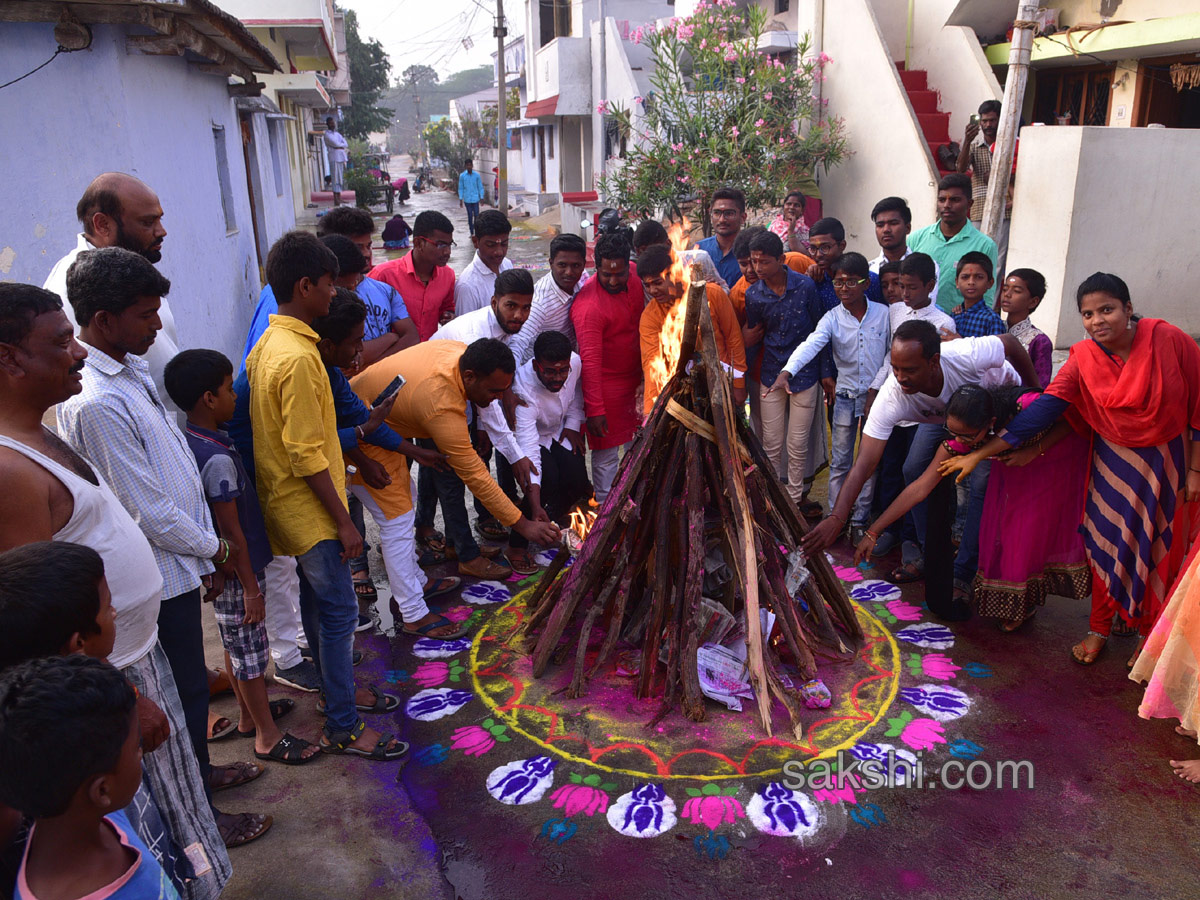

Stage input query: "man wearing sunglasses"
[{"left": 370, "top": 211, "right": 457, "bottom": 342}]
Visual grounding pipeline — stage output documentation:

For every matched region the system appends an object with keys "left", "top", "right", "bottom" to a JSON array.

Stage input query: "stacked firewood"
[{"left": 519, "top": 272, "right": 863, "bottom": 738}]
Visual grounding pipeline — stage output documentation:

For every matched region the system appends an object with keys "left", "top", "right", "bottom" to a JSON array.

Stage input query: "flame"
[
  {"left": 565, "top": 508, "right": 598, "bottom": 552},
  {"left": 648, "top": 219, "right": 695, "bottom": 393}
]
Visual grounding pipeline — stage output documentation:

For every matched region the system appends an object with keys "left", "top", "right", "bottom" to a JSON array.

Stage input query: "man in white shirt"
[
  {"left": 454, "top": 210, "right": 516, "bottom": 316},
  {"left": 508, "top": 234, "right": 587, "bottom": 366},
  {"left": 484, "top": 330, "right": 589, "bottom": 573},
  {"left": 323, "top": 117, "right": 349, "bottom": 206},
  {"left": 43, "top": 172, "right": 185, "bottom": 427}
]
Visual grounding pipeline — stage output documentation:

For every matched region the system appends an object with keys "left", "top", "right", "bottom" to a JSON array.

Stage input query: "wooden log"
[
  {"left": 764, "top": 652, "right": 805, "bottom": 741},
  {"left": 588, "top": 512, "right": 657, "bottom": 677},
  {"left": 675, "top": 263, "right": 707, "bottom": 371},
  {"left": 657, "top": 497, "right": 690, "bottom": 713},
  {"left": 679, "top": 433, "right": 708, "bottom": 722},
  {"left": 695, "top": 299, "right": 772, "bottom": 736},
  {"left": 566, "top": 540, "right": 632, "bottom": 698},
  {"left": 636, "top": 445, "right": 688, "bottom": 698},
  {"left": 759, "top": 535, "right": 819, "bottom": 679},
  {"left": 525, "top": 541, "right": 570, "bottom": 608}
]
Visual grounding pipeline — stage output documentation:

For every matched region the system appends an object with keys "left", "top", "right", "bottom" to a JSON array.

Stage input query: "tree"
[
  {"left": 340, "top": 8, "right": 392, "bottom": 139},
  {"left": 598, "top": 0, "right": 847, "bottom": 233}
]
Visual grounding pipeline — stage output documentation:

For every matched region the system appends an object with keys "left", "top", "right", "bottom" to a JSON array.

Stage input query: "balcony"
[
  {"left": 264, "top": 72, "right": 331, "bottom": 107},
  {"left": 216, "top": 0, "right": 336, "bottom": 71},
  {"left": 532, "top": 37, "right": 591, "bottom": 116}
]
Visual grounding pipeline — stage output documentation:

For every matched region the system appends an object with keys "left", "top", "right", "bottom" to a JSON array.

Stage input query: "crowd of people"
[{"left": 0, "top": 148, "right": 1197, "bottom": 899}]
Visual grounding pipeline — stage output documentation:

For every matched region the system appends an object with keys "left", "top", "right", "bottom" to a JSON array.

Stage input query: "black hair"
[
  {"left": 494, "top": 268, "right": 535, "bottom": 298},
  {"left": 711, "top": 187, "right": 746, "bottom": 213},
  {"left": 413, "top": 210, "right": 454, "bottom": 239},
  {"left": 320, "top": 234, "right": 366, "bottom": 277},
  {"left": 733, "top": 226, "right": 768, "bottom": 261},
  {"left": 1006, "top": 267, "right": 1046, "bottom": 300},
  {"left": 66, "top": 248, "right": 171, "bottom": 328},
  {"left": 0, "top": 655, "right": 136, "bottom": 818},
  {"left": 631, "top": 220, "right": 668, "bottom": 252},
  {"left": 460, "top": 337, "right": 516, "bottom": 377},
  {"left": 316, "top": 206, "right": 375, "bottom": 239},
  {"left": 635, "top": 244, "right": 673, "bottom": 280},
  {"left": 474, "top": 210, "right": 512, "bottom": 239},
  {"left": 899, "top": 252, "right": 937, "bottom": 285},
  {"left": 266, "top": 230, "right": 339, "bottom": 303},
  {"left": 163, "top": 349, "right": 233, "bottom": 413},
  {"left": 937, "top": 173, "right": 972, "bottom": 197},
  {"left": 871, "top": 196, "right": 912, "bottom": 225},
  {"left": 0, "top": 284, "right": 63, "bottom": 346},
  {"left": 978, "top": 100, "right": 1002, "bottom": 117},
  {"left": 946, "top": 383, "right": 1028, "bottom": 432},
  {"left": 533, "top": 330, "right": 572, "bottom": 363},
  {"left": 594, "top": 233, "right": 631, "bottom": 265},
  {"left": 1076, "top": 272, "right": 1131, "bottom": 310},
  {"left": 784, "top": 190, "right": 806, "bottom": 205},
  {"left": 809, "top": 217, "right": 845, "bottom": 243},
  {"left": 955, "top": 251, "right": 994, "bottom": 280},
  {"left": 893, "top": 319, "right": 940, "bottom": 359},
  {"left": 748, "top": 231, "right": 784, "bottom": 259},
  {"left": 75, "top": 184, "right": 123, "bottom": 236},
  {"left": 831, "top": 251, "right": 870, "bottom": 279},
  {"left": 878, "top": 260, "right": 903, "bottom": 278},
  {"left": 0, "top": 542, "right": 105, "bottom": 671},
  {"left": 312, "top": 287, "right": 367, "bottom": 345},
  {"left": 549, "top": 233, "right": 587, "bottom": 262}
]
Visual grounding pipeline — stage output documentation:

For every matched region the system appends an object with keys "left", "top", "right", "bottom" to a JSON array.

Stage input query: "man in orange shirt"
[
  {"left": 636, "top": 244, "right": 747, "bottom": 416},
  {"left": 369, "top": 211, "right": 456, "bottom": 341}
]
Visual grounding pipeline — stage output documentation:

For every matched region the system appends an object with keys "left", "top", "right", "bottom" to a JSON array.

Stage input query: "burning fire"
[
  {"left": 565, "top": 508, "right": 598, "bottom": 552},
  {"left": 648, "top": 219, "right": 695, "bottom": 393}
]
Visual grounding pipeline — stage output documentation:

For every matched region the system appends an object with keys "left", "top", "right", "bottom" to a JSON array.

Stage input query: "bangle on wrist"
[
  {"left": 215, "top": 539, "right": 229, "bottom": 565},
  {"left": 355, "top": 424, "right": 365, "bottom": 440},
  {"left": 244, "top": 593, "right": 264, "bottom": 603},
  {"left": 865, "top": 530, "right": 880, "bottom": 542},
  {"left": 828, "top": 512, "right": 846, "bottom": 524}
]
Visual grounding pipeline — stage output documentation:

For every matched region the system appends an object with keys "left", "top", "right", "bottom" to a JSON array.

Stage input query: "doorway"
[{"left": 537, "top": 126, "right": 547, "bottom": 193}]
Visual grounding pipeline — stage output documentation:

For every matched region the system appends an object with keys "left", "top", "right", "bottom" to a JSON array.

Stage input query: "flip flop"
[
  {"left": 317, "top": 684, "right": 401, "bottom": 716},
  {"left": 255, "top": 733, "right": 321, "bottom": 766},
  {"left": 218, "top": 812, "right": 272, "bottom": 849},
  {"left": 353, "top": 578, "right": 378, "bottom": 602},
  {"left": 423, "top": 577, "right": 461, "bottom": 600},
  {"left": 320, "top": 720, "right": 408, "bottom": 761},
  {"left": 417, "top": 531, "right": 446, "bottom": 554},
  {"left": 1071, "top": 632, "right": 1108, "bottom": 666},
  {"left": 886, "top": 562, "right": 924, "bottom": 584},
  {"left": 402, "top": 615, "right": 470, "bottom": 641},
  {"left": 476, "top": 518, "right": 509, "bottom": 541},
  {"left": 235, "top": 699, "right": 296, "bottom": 739},
  {"left": 208, "top": 715, "right": 236, "bottom": 742},
  {"left": 210, "top": 761, "right": 264, "bottom": 793}
]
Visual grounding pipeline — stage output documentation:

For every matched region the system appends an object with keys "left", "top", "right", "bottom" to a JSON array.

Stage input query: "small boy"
[
  {"left": 165, "top": 349, "right": 319, "bottom": 767},
  {"left": 0, "top": 655, "right": 178, "bottom": 899},
  {"left": 893, "top": 253, "right": 956, "bottom": 337},
  {"left": 878, "top": 260, "right": 903, "bottom": 305},
  {"left": 950, "top": 251, "right": 1005, "bottom": 337}
]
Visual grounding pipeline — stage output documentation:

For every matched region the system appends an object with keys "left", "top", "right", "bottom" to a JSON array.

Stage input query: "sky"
[{"left": 339, "top": 0, "right": 699, "bottom": 83}]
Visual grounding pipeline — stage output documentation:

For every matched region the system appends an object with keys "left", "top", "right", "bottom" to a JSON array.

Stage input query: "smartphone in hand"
[{"left": 372, "top": 374, "right": 406, "bottom": 408}]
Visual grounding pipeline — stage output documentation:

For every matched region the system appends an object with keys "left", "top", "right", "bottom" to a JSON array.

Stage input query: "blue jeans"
[
  {"left": 874, "top": 424, "right": 918, "bottom": 547},
  {"left": 294, "top": 540, "right": 360, "bottom": 736},
  {"left": 465, "top": 201, "right": 480, "bottom": 234},
  {"left": 830, "top": 392, "right": 875, "bottom": 527},
  {"left": 347, "top": 492, "right": 370, "bottom": 576}
]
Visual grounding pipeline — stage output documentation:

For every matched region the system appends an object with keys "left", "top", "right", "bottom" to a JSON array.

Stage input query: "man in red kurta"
[{"left": 569, "top": 233, "right": 644, "bottom": 502}]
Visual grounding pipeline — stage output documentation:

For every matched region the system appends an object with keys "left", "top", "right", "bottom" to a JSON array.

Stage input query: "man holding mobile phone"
[{"left": 955, "top": 100, "right": 1012, "bottom": 279}]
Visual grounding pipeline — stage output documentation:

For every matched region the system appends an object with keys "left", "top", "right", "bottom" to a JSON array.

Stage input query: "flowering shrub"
[{"left": 598, "top": 0, "right": 846, "bottom": 231}]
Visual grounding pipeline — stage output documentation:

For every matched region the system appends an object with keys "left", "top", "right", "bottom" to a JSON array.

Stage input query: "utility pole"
[
  {"left": 414, "top": 91, "right": 424, "bottom": 165},
  {"left": 495, "top": 0, "right": 508, "bottom": 213},
  {"left": 593, "top": 0, "right": 606, "bottom": 192},
  {"left": 981, "top": 0, "right": 1038, "bottom": 241}
]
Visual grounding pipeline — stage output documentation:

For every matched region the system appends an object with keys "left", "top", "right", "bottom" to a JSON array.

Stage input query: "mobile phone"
[
  {"left": 372, "top": 374, "right": 406, "bottom": 407},
  {"left": 970, "top": 113, "right": 980, "bottom": 125}
]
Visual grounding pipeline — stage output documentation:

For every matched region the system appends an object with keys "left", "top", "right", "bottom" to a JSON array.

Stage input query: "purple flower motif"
[
  {"left": 899, "top": 685, "right": 971, "bottom": 721},
  {"left": 746, "top": 783, "right": 821, "bottom": 839},
  {"left": 405, "top": 688, "right": 472, "bottom": 721},
  {"left": 486, "top": 756, "right": 557, "bottom": 805},
  {"left": 607, "top": 784, "right": 677, "bottom": 837},
  {"left": 461, "top": 581, "right": 510, "bottom": 605},
  {"left": 849, "top": 580, "right": 901, "bottom": 603},
  {"left": 896, "top": 623, "right": 955, "bottom": 650}
]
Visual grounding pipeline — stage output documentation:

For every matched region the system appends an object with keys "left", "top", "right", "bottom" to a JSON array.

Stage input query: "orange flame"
[
  {"left": 648, "top": 219, "right": 695, "bottom": 392},
  {"left": 565, "top": 508, "right": 598, "bottom": 552}
]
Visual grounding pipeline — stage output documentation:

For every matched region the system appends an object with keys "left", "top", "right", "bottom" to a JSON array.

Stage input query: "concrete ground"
[{"left": 206, "top": 184, "right": 1200, "bottom": 898}]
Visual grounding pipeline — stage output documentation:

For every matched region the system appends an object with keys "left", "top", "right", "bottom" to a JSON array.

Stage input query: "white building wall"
[
  {"left": 0, "top": 23, "right": 273, "bottom": 365},
  {"left": 1010, "top": 126, "right": 1200, "bottom": 347}
]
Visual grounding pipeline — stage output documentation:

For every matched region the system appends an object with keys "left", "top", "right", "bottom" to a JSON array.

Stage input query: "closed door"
[{"left": 537, "top": 126, "right": 547, "bottom": 193}]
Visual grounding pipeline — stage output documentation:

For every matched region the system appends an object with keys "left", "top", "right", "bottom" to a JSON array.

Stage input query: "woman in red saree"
[{"left": 942, "top": 272, "right": 1200, "bottom": 666}]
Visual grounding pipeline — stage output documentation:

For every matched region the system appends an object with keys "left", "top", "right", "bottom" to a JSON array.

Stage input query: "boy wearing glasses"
[
  {"left": 370, "top": 211, "right": 457, "bottom": 341},
  {"left": 806, "top": 217, "right": 885, "bottom": 313},
  {"left": 770, "top": 252, "right": 891, "bottom": 544}
]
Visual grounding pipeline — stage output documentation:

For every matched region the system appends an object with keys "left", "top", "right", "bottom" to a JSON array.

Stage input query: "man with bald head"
[{"left": 43, "top": 172, "right": 184, "bottom": 423}]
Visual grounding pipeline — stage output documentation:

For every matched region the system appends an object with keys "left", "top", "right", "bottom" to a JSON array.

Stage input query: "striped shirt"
[
  {"left": 508, "top": 272, "right": 581, "bottom": 366},
  {"left": 58, "top": 344, "right": 219, "bottom": 598}
]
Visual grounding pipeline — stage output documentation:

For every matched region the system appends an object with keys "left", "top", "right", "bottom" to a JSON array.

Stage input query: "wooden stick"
[
  {"left": 566, "top": 540, "right": 632, "bottom": 699},
  {"left": 679, "top": 433, "right": 708, "bottom": 722},
  {"left": 636, "top": 446, "right": 687, "bottom": 698},
  {"left": 524, "top": 541, "right": 570, "bottom": 608}
]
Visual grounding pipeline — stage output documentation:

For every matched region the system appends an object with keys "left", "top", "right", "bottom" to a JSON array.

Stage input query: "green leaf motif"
[
  {"left": 721, "top": 785, "right": 739, "bottom": 796},
  {"left": 569, "top": 772, "right": 583, "bottom": 784},
  {"left": 495, "top": 734, "right": 512, "bottom": 742},
  {"left": 701, "top": 782, "right": 721, "bottom": 796},
  {"left": 685, "top": 787, "right": 703, "bottom": 798},
  {"left": 883, "top": 710, "right": 914, "bottom": 738},
  {"left": 583, "top": 774, "right": 603, "bottom": 787}
]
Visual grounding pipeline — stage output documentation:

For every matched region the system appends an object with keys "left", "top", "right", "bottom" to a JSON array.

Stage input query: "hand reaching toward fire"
[{"left": 515, "top": 517, "right": 561, "bottom": 547}]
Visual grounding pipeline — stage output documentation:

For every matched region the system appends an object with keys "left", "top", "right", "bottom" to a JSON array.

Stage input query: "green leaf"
[
  {"left": 488, "top": 724, "right": 507, "bottom": 736},
  {"left": 701, "top": 782, "right": 721, "bottom": 796},
  {"left": 482, "top": 718, "right": 494, "bottom": 729},
  {"left": 685, "top": 787, "right": 703, "bottom": 798},
  {"left": 569, "top": 772, "right": 583, "bottom": 784},
  {"left": 583, "top": 774, "right": 602, "bottom": 787},
  {"left": 721, "top": 785, "right": 739, "bottom": 796},
  {"left": 495, "top": 733, "right": 512, "bottom": 742},
  {"left": 600, "top": 783, "right": 617, "bottom": 792},
  {"left": 883, "top": 711, "right": 914, "bottom": 738}
]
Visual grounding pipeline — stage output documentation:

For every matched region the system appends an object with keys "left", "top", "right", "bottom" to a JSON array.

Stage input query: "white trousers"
[
  {"left": 263, "top": 554, "right": 306, "bottom": 669},
  {"left": 351, "top": 481, "right": 429, "bottom": 625},
  {"left": 590, "top": 444, "right": 627, "bottom": 503}
]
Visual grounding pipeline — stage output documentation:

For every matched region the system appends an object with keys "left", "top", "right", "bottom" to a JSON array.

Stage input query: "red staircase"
[{"left": 897, "top": 65, "right": 954, "bottom": 174}]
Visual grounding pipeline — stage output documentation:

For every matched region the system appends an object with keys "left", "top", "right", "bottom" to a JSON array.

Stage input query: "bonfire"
[{"left": 519, "top": 235, "right": 863, "bottom": 739}]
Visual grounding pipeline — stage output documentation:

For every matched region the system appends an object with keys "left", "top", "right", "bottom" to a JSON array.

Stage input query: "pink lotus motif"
[
  {"left": 833, "top": 565, "right": 864, "bottom": 582},
  {"left": 901, "top": 717, "right": 946, "bottom": 751},
  {"left": 550, "top": 784, "right": 610, "bottom": 818},
  {"left": 812, "top": 773, "right": 865, "bottom": 806},
  {"left": 412, "top": 661, "right": 448, "bottom": 688},
  {"left": 886, "top": 600, "right": 923, "bottom": 621},
  {"left": 681, "top": 783, "right": 744, "bottom": 830},
  {"left": 921, "top": 654, "right": 961, "bottom": 681},
  {"left": 443, "top": 606, "right": 472, "bottom": 623},
  {"left": 450, "top": 725, "right": 494, "bottom": 756}
]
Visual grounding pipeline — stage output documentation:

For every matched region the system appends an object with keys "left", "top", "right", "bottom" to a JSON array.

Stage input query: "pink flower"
[
  {"left": 921, "top": 654, "right": 961, "bottom": 681},
  {"left": 550, "top": 783, "right": 610, "bottom": 817},
  {"left": 754, "top": 118, "right": 765, "bottom": 128},
  {"left": 818, "top": 51, "right": 831, "bottom": 65},
  {"left": 710, "top": 156, "right": 719, "bottom": 164},
  {"left": 731, "top": 126, "right": 739, "bottom": 137},
  {"left": 671, "top": 142, "right": 683, "bottom": 151},
  {"left": 681, "top": 794, "right": 745, "bottom": 830},
  {"left": 443, "top": 606, "right": 472, "bottom": 623},
  {"left": 412, "top": 660, "right": 448, "bottom": 688},
  {"left": 812, "top": 773, "right": 866, "bottom": 806},
  {"left": 677, "top": 24, "right": 694, "bottom": 41},
  {"left": 886, "top": 600, "right": 923, "bottom": 621},
  {"left": 679, "top": 175, "right": 690, "bottom": 183},
  {"left": 735, "top": 76, "right": 745, "bottom": 84},
  {"left": 725, "top": 50, "right": 738, "bottom": 62},
  {"left": 596, "top": 100, "right": 608, "bottom": 115},
  {"left": 699, "top": 38, "right": 707, "bottom": 49},
  {"left": 450, "top": 725, "right": 494, "bottom": 756},
  {"left": 669, "top": 158, "right": 677, "bottom": 165},
  {"left": 764, "top": 91, "right": 773, "bottom": 100},
  {"left": 901, "top": 718, "right": 946, "bottom": 751}
]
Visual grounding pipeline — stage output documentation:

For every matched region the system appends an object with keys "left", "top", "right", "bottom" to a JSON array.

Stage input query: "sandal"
[
  {"left": 316, "top": 684, "right": 401, "bottom": 716},
  {"left": 208, "top": 715, "right": 236, "bottom": 742},
  {"left": 503, "top": 547, "right": 540, "bottom": 576},
  {"left": 353, "top": 577, "right": 378, "bottom": 602},
  {"left": 424, "top": 576, "right": 461, "bottom": 600},
  {"left": 208, "top": 667, "right": 233, "bottom": 699},
  {"left": 255, "top": 732, "right": 321, "bottom": 766},
  {"left": 798, "top": 499, "right": 824, "bottom": 519},
  {"left": 1112, "top": 616, "right": 1137, "bottom": 638},
  {"left": 210, "top": 761, "right": 264, "bottom": 793},
  {"left": 402, "top": 615, "right": 470, "bottom": 641},
  {"left": 1071, "top": 631, "right": 1108, "bottom": 666},
  {"left": 476, "top": 518, "right": 509, "bottom": 541},
  {"left": 235, "top": 699, "right": 296, "bottom": 738},
  {"left": 886, "top": 562, "right": 924, "bottom": 584},
  {"left": 217, "top": 811, "right": 273, "bottom": 849},
  {"left": 320, "top": 720, "right": 409, "bottom": 761},
  {"left": 1127, "top": 635, "right": 1147, "bottom": 671},
  {"left": 417, "top": 531, "right": 446, "bottom": 554}
]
